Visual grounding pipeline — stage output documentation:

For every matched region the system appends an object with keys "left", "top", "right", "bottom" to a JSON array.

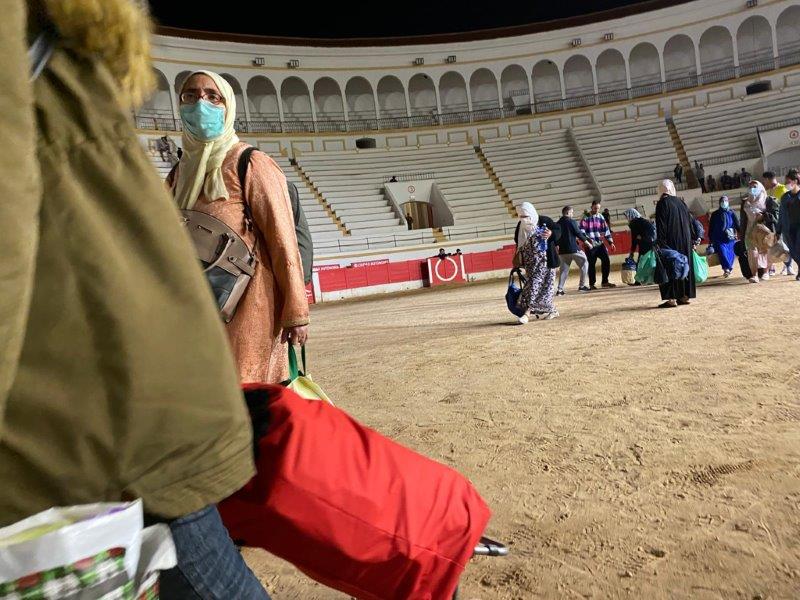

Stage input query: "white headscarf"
[
  {"left": 174, "top": 70, "right": 240, "bottom": 210},
  {"left": 658, "top": 179, "right": 677, "bottom": 197},
  {"left": 516, "top": 202, "right": 539, "bottom": 249},
  {"left": 744, "top": 180, "right": 767, "bottom": 218}
]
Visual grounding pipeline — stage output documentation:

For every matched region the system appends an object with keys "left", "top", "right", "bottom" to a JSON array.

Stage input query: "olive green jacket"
[{"left": 0, "top": 3, "right": 254, "bottom": 524}]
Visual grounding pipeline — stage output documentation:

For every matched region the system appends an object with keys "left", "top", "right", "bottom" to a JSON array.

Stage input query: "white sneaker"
[
  {"left": 543, "top": 309, "right": 560, "bottom": 320},
  {"left": 749, "top": 277, "right": 759, "bottom": 283},
  {"left": 518, "top": 315, "right": 529, "bottom": 324},
  {"left": 723, "top": 270, "right": 731, "bottom": 278},
  {"left": 761, "top": 273, "right": 770, "bottom": 281},
  {"left": 788, "top": 269, "right": 796, "bottom": 277}
]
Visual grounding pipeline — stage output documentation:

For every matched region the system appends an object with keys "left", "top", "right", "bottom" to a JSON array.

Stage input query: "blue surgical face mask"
[
  {"left": 749, "top": 186, "right": 759, "bottom": 196},
  {"left": 721, "top": 201, "right": 730, "bottom": 210},
  {"left": 180, "top": 100, "right": 225, "bottom": 141}
]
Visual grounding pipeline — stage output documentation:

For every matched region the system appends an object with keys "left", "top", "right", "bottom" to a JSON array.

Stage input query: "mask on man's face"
[
  {"left": 749, "top": 186, "right": 759, "bottom": 197},
  {"left": 721, "top": 201, "right": 730, "bottom": 210}
]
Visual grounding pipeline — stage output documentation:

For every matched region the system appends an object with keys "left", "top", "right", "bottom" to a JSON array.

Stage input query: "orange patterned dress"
[{"left": 171, "top": 142, "right": 309, "bottom": 384}]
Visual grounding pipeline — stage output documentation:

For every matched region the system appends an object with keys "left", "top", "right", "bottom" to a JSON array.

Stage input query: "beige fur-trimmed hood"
[{"left": 37, "top": 0, "right": 155, "bottom": 107}]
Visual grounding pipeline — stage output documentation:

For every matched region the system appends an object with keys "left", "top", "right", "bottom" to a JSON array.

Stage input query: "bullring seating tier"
[
  {"left": 480, "top": 129, "right": 599, "bottom": 218},
  {"left": 672, "top": 88, "right": 800, "bottom": 163},
  {"left": 295, "top": 144, "right": 512, "bottom": 238},
  {"left": 572, "top": 116, "right": 680, "bottom": 209}
]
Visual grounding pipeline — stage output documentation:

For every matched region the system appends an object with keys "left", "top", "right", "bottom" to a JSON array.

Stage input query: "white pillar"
[
  {"left": 624, "top": 58, "right": 632, "bottom": 89},
  {"left": 466, "top": 82, "right": 474, "bottom": 112},
  {"left": 558, "top": 67, "right": 566, "bottom": 98},
  {"left": 771, "top": 24, "right": 779, "bottom": 59},
  {"left": 495, "top": 78, "right": 503, "bottom": 108},
  {"left": 403, "top": 85, "right": 412, "bottom": 117},
  {"left": 372, "top": 87, "right": 381, "bottom": 119},
  {"left": 732, "top": 35, "right": 740, "bottom": 67},
  {"left": 241, "top": 88, "right": 252, "bottom": 122},
  {"left": 591, "top": 64, "right": 599, "bottom": 94},
  {"left": 341, "top": 89, "right": 349, "bottom": 121},
  {"left": 693, "top": 43, "right": 702, "bottom": 76},
  {"left": 658, "top": 53, "right": 666, "bottom": 83}
]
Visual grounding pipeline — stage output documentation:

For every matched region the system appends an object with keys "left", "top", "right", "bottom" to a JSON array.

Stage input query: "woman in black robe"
[{"left": 655, "top": 179, "right": 696, "bottom": 307}]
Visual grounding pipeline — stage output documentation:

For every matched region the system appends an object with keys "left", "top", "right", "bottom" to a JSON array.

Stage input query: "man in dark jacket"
[{"left": 556, "top": 206, "right": 591, "bottom": 295}]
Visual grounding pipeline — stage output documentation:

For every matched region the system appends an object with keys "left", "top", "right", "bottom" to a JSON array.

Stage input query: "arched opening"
[
  {"left": 629, "top": 42, "right": 662, "bottom": 96},
  {"left": 532, "top": 60, "right": 562, "bottom": 110},
  {"left": 247, "top": 76, "right": 280, "bottom": 119},
  {"left": 500, "top": 64, "right": 529, "bottom": 111},
  {"left": 174, "top": 70, "right": 192, "bottom": 95},
  {"left": 663, "top": 34, "right": 697, "bottom": 80},
  {"left": 313, "top": 77, "right": 345, "bottom": 120},
  {"left": 699, "top": 26, "right": 735, "bottom": 79},
  {"left": 281, "top": 77, "right": 313, "bottom": 129},
  {"left": 663, "top": 34, "right": 697, "bottom": 90},
  {"left": 219, "top": 74, "right": 245, "bottom": 118},
  {"left": 408, "top": 74, "right": 437, "bottom": 121},
  {"left": 377, "top": 75, "right": 407, "bottom": 118},
  {"left": 141, "top": 69, "right": 173, "bottom": 116},
  {"left": 345, "top": 77, "right": 377, "bottom": 120},
  {"left": 439, "top": 71, "right": 469, "bottom": 113},
  {"left": 469, "top": 68, "right": 499, "bottom": 110},
  {"left": 737, "top": 15, "right": 774, "bottom": 70},
  {"left": 563, "top": 55, "right": 595, "bottom": 103},
  {"left": 596, "top": 49, "right": 627, "bottom": 91},
  {"left": 777, "top": 5, "right": 800, "bottom": 65}
]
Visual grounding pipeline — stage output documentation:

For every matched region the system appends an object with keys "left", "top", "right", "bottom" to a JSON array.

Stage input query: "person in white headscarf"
[
  {"left": 168, "top": 71, "right": 309, "bottom": 384},
  {"left": 654, "top": 179, "right": 696, "bottom": 307},
  {"left": 742, "top": 179, "right": 774, "bottom": 282},
  {"left": 513, "top": 202, "right": 562, "bottom": 323}
]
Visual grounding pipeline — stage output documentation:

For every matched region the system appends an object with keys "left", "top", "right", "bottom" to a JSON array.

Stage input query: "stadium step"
[
  {"left": 474, "top": 147, "right": 516, "bottom": 218},
  {"left": 290, "top": 161, "right": 350, "bottom": 236},
  {"left": 666, "top": 118, "right": 700, "bottom": 189}
]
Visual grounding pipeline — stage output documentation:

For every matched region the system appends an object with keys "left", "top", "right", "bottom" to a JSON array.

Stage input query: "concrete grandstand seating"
[
  {"left": 573, "top": 117, "right": 680, "bottom": 210},
  {"left": 672, "top": 89, "right": 800, "bottom": 163},
  {"left": 272, "top": 156, "right": 344, "bottom": 241},
  {"left": 481, "top": 129, "right": 599, "bottom": 218},
  {"left": 297, "top": 144, "right": 512, "bottom": 233}
]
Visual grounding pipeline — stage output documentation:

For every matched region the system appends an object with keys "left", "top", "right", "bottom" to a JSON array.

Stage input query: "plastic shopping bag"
[
  {"left": 281, "top": 345, "right": 333, "bottom": 405},
  {"left": 0, "top": 501, "right": 175, "bottom": 600},
  {"left": 635, "top": 250, "right": 657, "bottom": 285},
  {"left": 692, "top": 250, "right": 709, "bottom": 283}
]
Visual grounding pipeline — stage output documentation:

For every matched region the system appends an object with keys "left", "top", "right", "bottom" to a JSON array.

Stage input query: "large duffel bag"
[{"left": 219, "top": 385, "right": 491, "bottom": 600}]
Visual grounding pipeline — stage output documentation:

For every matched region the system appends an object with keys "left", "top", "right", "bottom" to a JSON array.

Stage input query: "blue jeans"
[{"left": 150, "top": 506, "right": 270, "bottom": 600}]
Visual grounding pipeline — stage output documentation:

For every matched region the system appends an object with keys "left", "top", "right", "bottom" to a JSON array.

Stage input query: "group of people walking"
[{"left": 513, "top": 171, "right": 800, "bottom": 323}]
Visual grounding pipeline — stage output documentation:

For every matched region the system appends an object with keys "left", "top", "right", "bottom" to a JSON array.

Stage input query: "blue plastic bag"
[{"left": 505, "top": 269, "right": 527, "bottom": 317}]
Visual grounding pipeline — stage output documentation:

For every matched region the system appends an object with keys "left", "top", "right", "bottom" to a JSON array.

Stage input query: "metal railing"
[
  {"left": 382, "top": 171, "right": 435, "bottom": 183},
  {"left": 633, "top": 181, "right": 688, "bottom": 197},
  {"left": 696, "top": 150, "right": 761, "bottom": 167},
  {"left": 315, "top": 231, "right": 439, "bottom": 254},
  {"left": 757, "top": 115, "right": 800, "bottom": 133},
  {"left": 135, "top": 53, "right": 795, "bottom": 135}
]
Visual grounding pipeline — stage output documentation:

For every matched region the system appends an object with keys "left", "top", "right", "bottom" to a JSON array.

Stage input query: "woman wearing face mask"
[
  {"left": 169, "top": 71, "right": 309, "bottom": 384},
  {"left": 709, "top": 196, "right": 740, "bottom": 278},
  {"left": 514, "top": 202, "right": 562, "bottom": 323},
  {"left": 742, "top": 180, "right": 774, "bottom": 283}
]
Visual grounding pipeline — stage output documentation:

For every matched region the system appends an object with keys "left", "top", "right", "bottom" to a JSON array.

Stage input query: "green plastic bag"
[
  {"left": 692, "top": 251, "right": 709, "bottom": 283},
  {"left": 635, "top": 250, "right": 657, "bottom": 285}
]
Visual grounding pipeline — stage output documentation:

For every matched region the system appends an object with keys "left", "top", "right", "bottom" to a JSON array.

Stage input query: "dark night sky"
[{"left": 149, "top": 1, "right": 654, "bottom": 39}]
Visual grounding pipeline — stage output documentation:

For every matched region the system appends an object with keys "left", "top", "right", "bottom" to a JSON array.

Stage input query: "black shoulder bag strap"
[{"left": 237, "top": 146, "right": 257, "bottom": 233}]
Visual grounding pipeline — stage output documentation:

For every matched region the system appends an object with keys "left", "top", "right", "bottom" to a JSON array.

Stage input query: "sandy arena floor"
[{"left": 243, "top": 265, "right": 800, "bottom": 599}]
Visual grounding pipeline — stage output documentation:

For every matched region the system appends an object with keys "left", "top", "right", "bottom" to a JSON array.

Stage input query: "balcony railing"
[
  {"left": 136, "top": 52, "right": 794, "bottom": 135},
  {"left": 697, "top": 150, "right": 761, "bottom": 167}
]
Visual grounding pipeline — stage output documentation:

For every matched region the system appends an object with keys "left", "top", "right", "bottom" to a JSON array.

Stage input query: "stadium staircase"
[
  {"left": 666, "top": 117, "right": 699, "bottom": 188},
  {"left": 474, "top": 146, "right": 516, "bottom": 218},
  {"left": 290, "top": 159, "right": 349, "bottom": 236}
]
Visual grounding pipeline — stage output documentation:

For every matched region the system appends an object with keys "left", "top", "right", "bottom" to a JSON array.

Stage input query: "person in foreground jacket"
[{"left": 2, "top": 1, "right": 268, "bottom": 598}]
